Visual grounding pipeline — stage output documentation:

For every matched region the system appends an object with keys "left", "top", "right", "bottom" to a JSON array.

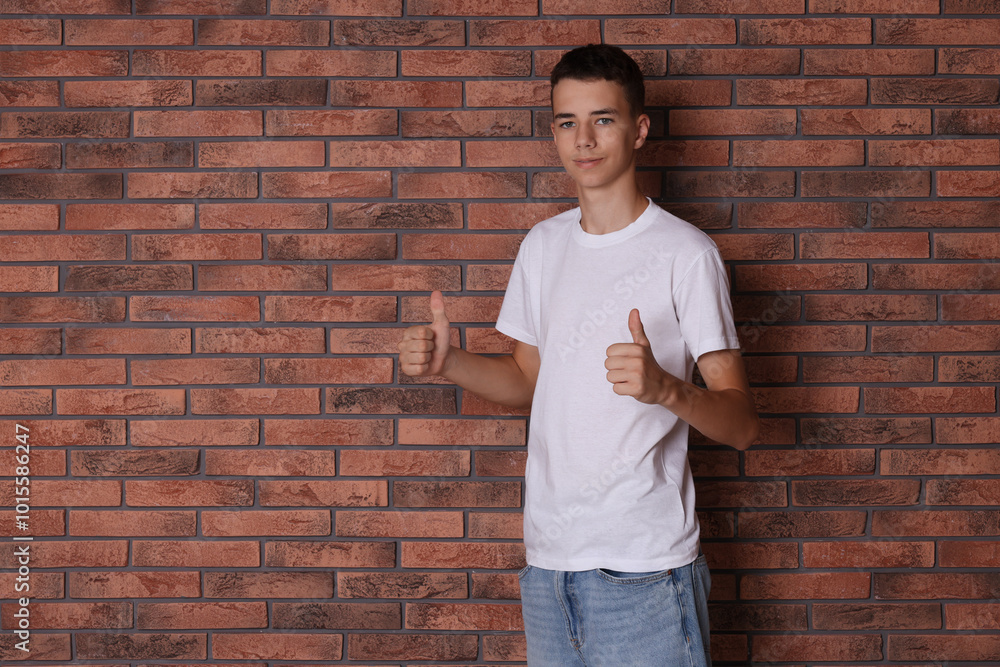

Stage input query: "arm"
[
  {"left": 398, "top": 290, "right": 540, "bottom": 409},
  {"left": 606, "top": 308, "right": 760, "bottom": 450}
]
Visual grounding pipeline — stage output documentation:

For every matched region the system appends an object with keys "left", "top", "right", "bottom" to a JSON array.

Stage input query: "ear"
[{"left": 633, "top": 113, "right": 650, "bottom": 150}]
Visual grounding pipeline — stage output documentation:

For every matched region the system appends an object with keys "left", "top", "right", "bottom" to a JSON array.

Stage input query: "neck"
[{"left": 576, "top": 178, "right": 649, "bottom": 235}]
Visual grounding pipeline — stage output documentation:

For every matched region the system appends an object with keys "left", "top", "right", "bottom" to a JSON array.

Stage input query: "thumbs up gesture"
[
  {"left": 605, "top": 308, "right": 672, "bottom": 405},
  {"left": 399, "top": 290, "right": 453, "bottom": 377}
]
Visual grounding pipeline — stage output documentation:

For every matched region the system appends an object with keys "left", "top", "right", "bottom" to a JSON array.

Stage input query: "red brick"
[
  {"left": 398, "top": 418, "right": 525, "bottom": 446},
  {"left": 803, "top": 355, "right": 933, "bottom": 382},
  {"left": 743, "top": 356, "right": 798, "bottom": 384},
  {"left": 871, "top": 78, "right": 1000, "bottom": 105},
  {"left": 327, "top": 202, "right": 462, "bottom": 229},
  {"left": 735, "top": 264, "right": 867, "bottom": 291},
  {"left": 329, "top": 80, "right": 462, "bottom": 107},
  {"left": 937, "top": 108, "right": 1000, "bottom": 135},
  {"left": 65, "top": 18, "right": 190, "bottom": 46},
  {"left": 0, "top": 358, "right": 123, "bottom": 386},
  {"left": 259, "top": 480, "right": 387, "bottom": 507},
  {"left": 811, "top": 0, "right": 938, "bottom": 11},
  {"left": 753, "top": 386, "right": 860, "bottom": 413},
  {"left": 738, "top": 201, "right": 866, "bottom": 228},
  {"left": 335, "top": 510, "right": 464, "bottom": 538},
  {"left": 606, "top": 18, "right": 735, "bottom": 44},
  {"left": 755, "top": 634, "right": 882, "bottom": 662},
  {"left": 874, "top": 509, "right": 1000, "bottom": 538},
  {"left": 339, "top": 450, "right": 469, "bottom": 477},
  {"left": 332, "top": 264, "right": 461, "bottom": 292},
  {"left": 804, "top": 294, "right": 935, "bottom": 322},
  {"left": 409, "top": 0, "right": 537, "bottom": 14},
  {"left": 712, "top": 233, "right": 794, "bottom": 261},
  {"left": 129, "top": 418, "right": 255, "bottom": 448},
  {"left": 267, "top": 233, "right": 396, "bottom": 261},
  {"left": 803, "top": 541, "right": 934, "bottom": 568},
  {"left": 867, "top": 387, "right": 995, "bottom": 414},
  {"left": 0, "top": 49, "right": 128, "bottom": 77},
  {"left": 745, "top": 449, "right": 874, "bottom": 476},
  {"left": 197, "top": 18, "right": 328, "bottom": 45},
  {"left": 543, "top": 0, "right": 670, "bottom": 12},
  {"left": 946, "top": 603, "right": 1000, "bottom": 630},
  {"left": 269, "top": 0, "right": 399, "bottom": 14},
  {"left": 337, "top": 571, "right": 466, "bottom": 599},
  {"left": 264, "top": 357, "right": 392, "bottom": 385},
  {"left": 260, "top": 170, "right": 392, "bottom": 199},
  {"left": 940, "top": 47, "right": 1000, "bottom": 74},
  {"left": 814, "top": 603, "right": 940, "bottom": 630},
  {"left": 801, "top": 108, "right": 931, "bottom": 135},
  {"left": 402, "top": 541, "right": 524, "bottom": 569},
  {"left": 677, "top": 0, "right": 804, "bottom": 11},
  {"left": 75, "top": 632, "right": 206, "bottom": 660},
  {"left": 136, "top": 601, "right": 268, "bottom": 629},
  {"left": 873, "top": 324, "right": 1000, "bottom": 352},
  {"left": 734, "top": 139, "right": 863, "bottom": 166},
  {"left": 475, "top": 450, "right": 527, "bottom": 477},
  {"left": 940, "top": 540, "right": 1000, "bottom": 567},
  {"left": 133, "top": 49, "right": 261, "bottom": 76},
  {"left": 2, "top": 109, "right": 128, "bottom": 137},
  {"left": 702, "top": 542, "right": 798, "bottom": 569},
  {"left": 398, "top": 172, "right": 526, "bottom": 199},
  {"left": 133, "top": 540, "right": 258, "bottom": 567},
  {"left": 191, "top": 387, "right": 320, "bottom": 414},
  {"left": 470, "top": 19, "right": 600, "bottom": 46},
  {"left": 465, "top": 140, "right": 559, "bottom": 168},
  {"left": 871, "top": 139, "right": 1000, "bottom": 166},
  {"left": 206, "top": 450, "right": 335, "bottom": 477},
  {"left": 939, "top": 356, "right": 1000, "bottom": 382},
  {"left": 266, "top": 109, "right": 395, "bottom": 137},
  {"left": 938, "top": 417, "right": 1000, "bottom": 445},
  {"left": 129, "top": 295, "right": 260, "bottom": 322},
  {"left": 742, "top": 18, "right": 871, "bottom": 44},
  {"left": 348, "top": 632, "right": 478, "bottom": 661},
  {"left": 665, "top": 171, "right": 794, "bottom": 198},
  {"left": 402, "top": 110, "right": 531, "bottom": 137},
  {"left": 647, "top": 79, "right": 733, "bottom": 107},
  {"left": 805, "top": 48, "right": 934, "bottom": 75},
  {"left": 801, "top": 231, "right": 929, "bottom": 259},
  {"left": 873, "top": 200, "right": 1000, "bottom": 228},
  {"left": 58, "top": 388, "right": 185, "bottom": 415},
  {"left": 213, "top": 633, "right": 342, "bottom": 660},
  {"left": 65, "top": 79, "right": 191, "bottom": 107},
  {"left": 336, "top": 140, "right": 463, "bottom": 168},
  {"left": 741, "top": 324, "right": 866, "bottom": 353},
  {"left": 671, "top": 49, "right": 799, "bottom": 75},
  {"left": 402, "top": 49, "right": 530, "bottom": 77},
  {"left": 198, "top": 264, "right": 327, "bottom": 292},
  {"left": 127, "top": 171, "right": 255, "bottom": 199},
  {"left": 394, "top": 481, "right": 520, "bottom": 508},
  {"left": 468, "top": 202, "right": 574, "bottom": 230},
  {"left": 264, "top": 295, "right": 397, "bottom": 324},
  {"left": 875, "top": 263, "right": 1000, "bottom": 290},
  {"left": 402, "top": 233, "right": 523, "bottom": 260},
  {"left": 889, "top": 634, "right": 1000, "bottom": 661},
  {"left": 694, "top": 480, "right": 787, "bottom": 508},
  {"left": 469, "top": 511, "right": 522, "bottom": 539},
  {"left": 0, "top": 265, "right": 56, "bottom": 292},
  {"left": 737, "top": 78, "right": 867, "bottom": 105},
  {"left": 945, "top": 0, "right": 1000, "bottom": 11},
  {"left": 199, "top": 139, "right": 322, "bottom": 168},
  {"left": 879, "top": 18, "right": 1000, "bottom": 45},
  {"left": 466, "top": 80, "right": 550, "bottom": 107},
  {"left": 200, "top": 79, "right": 327, "bottom": 107},
  {"left": 669, "top": 109, "right": 795, "bottom": 136},
  {"left": 334, "top": 19, "right": 463, "bottom": 46},
  {"left": 202, "top": 510, "right": 330, "bottom": 536},
  {"left": 801, "top": 170, "right": 930, "bottom": 197},
  {"left": 927, "top": 478, "right": 1000, "bottom": 505},
  {"left": 125, "top": 480, "right": 252, "bottom": 506},
  {"left": 882, "top": 448, "right": 1000, "bottom": 476},
  {"left": 792, "top": 479, "right": 921, "bottom": 506},
  {"left": 742, "top": 572, "right": 872, "bottom": 600},
  {"left": 943, "top": 294, "right": 1000, "bottom": 321},
  {"left": 939, "top": 170, "right": 1000, "bottom": 197},
  {"left": 136, "top": 0, "right": 264, "bottom": 13},
  {"left": 265, "top": 540, "right": 395, "bottom": 568}
]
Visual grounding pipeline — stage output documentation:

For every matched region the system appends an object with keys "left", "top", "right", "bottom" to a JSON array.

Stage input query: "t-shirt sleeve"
[
  {"left": 673, "top": 246, "right": 741, "bottom": 361},
  {"left": 495, "top": 238, "right": 538, "bottom": 347}
]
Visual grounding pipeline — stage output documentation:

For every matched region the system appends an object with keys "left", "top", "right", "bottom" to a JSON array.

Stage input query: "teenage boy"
[{"left": 398, "top": 44, "right": 759, "bottom": 666}]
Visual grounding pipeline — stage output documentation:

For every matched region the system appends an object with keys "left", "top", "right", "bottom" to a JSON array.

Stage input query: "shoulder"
[{"left": 646, "top": 202, "right": 719, "bottom": 255}]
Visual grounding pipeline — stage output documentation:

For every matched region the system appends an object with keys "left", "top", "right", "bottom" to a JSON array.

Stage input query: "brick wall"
[{"left": 1, "top": 0, "right": 999, "bottom": 664}]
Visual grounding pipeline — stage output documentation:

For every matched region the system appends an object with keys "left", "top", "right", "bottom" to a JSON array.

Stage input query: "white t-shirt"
[{"left": 495, "top": 197, "right": 740, "bottom": 572}]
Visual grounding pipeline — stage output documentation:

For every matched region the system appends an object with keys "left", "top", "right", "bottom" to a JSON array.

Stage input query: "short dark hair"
[{"left": 550, "top": 44, "right": 645, "bottom": 118}]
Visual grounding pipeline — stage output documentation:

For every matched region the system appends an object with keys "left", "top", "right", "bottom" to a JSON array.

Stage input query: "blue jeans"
[{"left": 518, "top": 552, "right": 712, "bottom": 666}]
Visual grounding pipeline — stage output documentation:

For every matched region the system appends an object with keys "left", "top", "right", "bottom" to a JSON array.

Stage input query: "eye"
[
  {"left": 596, "top": 117, "right": 613, "bottom": 125},
  {"left": 559, "top": 121, "right": 575, "bottom": 129}
]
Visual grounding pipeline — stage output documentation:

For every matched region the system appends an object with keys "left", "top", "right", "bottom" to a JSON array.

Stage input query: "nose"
[{"left": 574, "top": 123, "right": 595, "bottom": 150}]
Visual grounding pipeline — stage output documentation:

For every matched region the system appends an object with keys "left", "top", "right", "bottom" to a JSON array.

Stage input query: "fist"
[
  {"left": 398, "top": 290, "right": 452, "bottom": 377},
  {"left": 604, "top": 308, "right": 671, "bottom": 404}
]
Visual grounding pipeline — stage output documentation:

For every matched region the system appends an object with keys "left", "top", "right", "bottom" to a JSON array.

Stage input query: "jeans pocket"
[
  {"left": 517, "top": 563, "right": 532, "bottom": 579},
  {"left": 597, "top": 566, "right": 672, "bottom": 584}
]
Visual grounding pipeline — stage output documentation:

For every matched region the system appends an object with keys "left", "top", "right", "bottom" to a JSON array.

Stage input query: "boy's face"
[{"left": 550, "top": 77, "right": 650, "bottom": 193}]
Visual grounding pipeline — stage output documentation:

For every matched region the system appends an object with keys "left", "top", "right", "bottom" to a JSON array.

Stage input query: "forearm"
[
  {"left": 660, "top": 379, "right": 759, "bottom": 450},
  {"left": 441, "top": 346, "right": 534, "bottom": 409}
]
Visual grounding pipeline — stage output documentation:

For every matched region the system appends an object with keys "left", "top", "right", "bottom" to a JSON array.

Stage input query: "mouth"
[{"left": 574, "top": 157, "right": 603, "bottom": 169}]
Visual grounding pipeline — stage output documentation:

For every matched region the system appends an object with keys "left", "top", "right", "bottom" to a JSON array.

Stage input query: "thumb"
[
  {"left": 429, "top": 290, "right": 449, "bottom": 324},
  {"left": 629, "top": 308, "right": 650, "bottom": 347}
]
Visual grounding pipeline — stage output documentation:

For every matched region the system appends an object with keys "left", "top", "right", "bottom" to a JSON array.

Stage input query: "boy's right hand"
[{"left": 398, "top": 290, "right": 453, "bottom": 377}]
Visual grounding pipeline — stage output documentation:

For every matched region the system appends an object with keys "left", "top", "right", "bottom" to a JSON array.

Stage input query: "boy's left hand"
[{"left": 605, "top": 308, "right": 678, "bottom": 404}]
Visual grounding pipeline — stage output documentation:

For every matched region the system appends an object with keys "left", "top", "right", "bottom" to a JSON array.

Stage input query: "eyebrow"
[{"left": 553, "top": 107, "right": 620, "bottom": 121}]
